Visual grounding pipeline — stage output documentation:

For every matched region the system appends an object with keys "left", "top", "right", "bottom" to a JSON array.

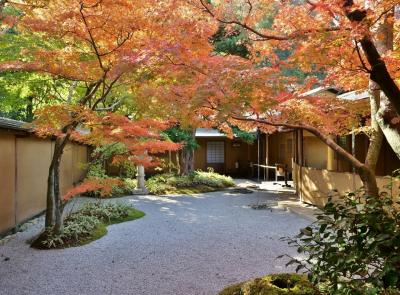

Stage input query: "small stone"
[{"left": 4, "top": 257, "right": 10, "bottom": 261}]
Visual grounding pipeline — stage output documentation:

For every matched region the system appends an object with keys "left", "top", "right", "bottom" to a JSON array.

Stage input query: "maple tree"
[
  {"left": 137, "top": 0, "right": 400, "bottom": 197},
  {"left": 190, "top": 0, "right": 400, "bottom": 157},
  {"left": 53, "top": 113, "right": 181, "bottom": 201},
  {"left": 136, "top": 18, "right": 385, "bottom": 196},
  {"left": 0, "top": 0, "right": 213, "bottom": 233},
  {"left": 1, "top": 0, "right": 397, "bottom": 229}
]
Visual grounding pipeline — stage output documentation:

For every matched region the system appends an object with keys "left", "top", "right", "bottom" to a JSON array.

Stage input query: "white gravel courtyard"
[{"left": 0, "top": 183, "right": 310, "bottom": 295}]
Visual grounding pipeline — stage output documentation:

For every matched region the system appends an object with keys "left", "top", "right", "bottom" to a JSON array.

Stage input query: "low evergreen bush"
[
  {"left": 146, "top": 170, "right": 235, "bottom": 195},
  {"left": 284, "top": 190, "right": 400, "bottom": 294}
]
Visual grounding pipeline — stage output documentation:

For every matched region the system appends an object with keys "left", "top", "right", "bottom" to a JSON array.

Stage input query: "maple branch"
[
  {"left": 231, "top": 115, "right": 366, "bottom": 170},
  {"left": 67, "top": 81, "right": 78, "bottom": 103},
  {"left": 244, "top": 0, "right": 253, "bottom": 20},
  {"left": 166, "top": 55, "right": 227, "bottom": 96},
  {"left": 98, "top": 31, "right": 133, "bottom": 57},
  {"left": 81, "top": 80, "right": 103, "bottom": 105},
  {"left": 199, "top": 0, "right": 288, "bottom": 40},
  {"left": 81, "top": 0, "right": 104, "bottom": 9},
  {"left": 94, "top": 98, "right": 124, "bottom": 112},
  {"left": 166, "top": 55, "right": 207, "bottom": 75},
  {"left": 79, "top": 3, "right": 106, "bottom": 71},
  {"left": 199, "top": 0, "right": 341, "bottom": 41},
  {"left": 91, "top": 74, "right": 122, "bottom": 110},
  {"left": 305, "top": 0, "right": 339, "bottom": 23},
  {"left": 371, "top": 6, "right": 395, "bottom": 27},
  {"left": 354, "top": 41, "right": 371, "bottom": 73},
  {"left": 199, "top": 0, "right": 400, "bottom": 114}
]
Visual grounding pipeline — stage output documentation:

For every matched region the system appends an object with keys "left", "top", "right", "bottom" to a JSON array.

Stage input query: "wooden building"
[
  {"left": 292, "top": 130, "right": 400, "bottom": 207},
  {"left": 193, "top": 128, "right": 264, "bottom": 178}
]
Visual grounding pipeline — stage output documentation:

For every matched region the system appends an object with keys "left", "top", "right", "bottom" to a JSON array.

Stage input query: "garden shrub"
[
  {"left": 82, "top": 143, "right": 137, "bottom": 198},
  {"left": 284, "top": 191, "right": 400, "bottom": 294},
  {"left": 110, "top": 178, "right": 137, "bottom": 196},
  {"left": 192, "top": 170, "right": 235, "bottom": 187},
  {"left": 34, "top": 202, "right": 144, "bottom": 249},
  {"left": 83, "top": 177, "right": 136, "bottom": 198},
  {"left": 146, "top": 170, "right": 235, "bottom": 195},
  {"left": 86, "top": 162, "right": 107, "bottom": 178},
  {"left": 219, "top": 273, "right": 316, "bottom": 295}
]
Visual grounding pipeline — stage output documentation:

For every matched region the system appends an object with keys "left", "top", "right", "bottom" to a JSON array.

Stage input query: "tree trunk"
[
  {"left": 0, "top": 0, "right": 6, "bottom": 13},
  {"left": 377, "top": 96, "right": 400, "bottom": 159},
  {"left": 306, "top": 127, "right": 379, "bottom": 197},
  {"left": 365, "top": 80, "right": 384, "bottom": 171},
  {"left": 175, "top": 150, "right": 180, "bottom": 174},
  {"left": 45, "top": 134, "right": 71, "bottom": 233},
  {"left": 180, "top": 129, "right": 196, "bottom": 175},
  {"left": 45, "top": 165, "right": 55, "bottom": 228},
  {"left": 370, "top": 8, "right": 400, "bottom": 159},
  {"left": 342, "top": 1, "right": 400, "bottom": 115},
  {"left": 168, "top": 150, "right": 172, "bottom": 173},
  {"left": 53, "top": 155, "right": 63, "bottom": 233},
  {"left": 358, "top": 165, "right": 379, "bottom": 197},
  {"left": 180, "top": 148, "right": 194, "bottom": 175},
  {"left": 26, "top": 96, "right": 34, "bottom": 122},
  {"left": 358, "top": 37, "right": 400, "bottom": 115}
]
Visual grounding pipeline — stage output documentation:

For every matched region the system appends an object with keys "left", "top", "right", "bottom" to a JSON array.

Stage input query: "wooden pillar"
[
  {"left": 327, "top": 135, "right": 336, "bottom": 171},
  {"left": 298, "top": 130, "right": 304, "bottom": 202},
  {"left": 299, "top": 130, "right": 304, "bottom": 166},
  {"left": 257, "top": 129, "right": 260, "bottom": 182},
  {"left": 265, "top": 133, "right": 269, "bottom": 180}
]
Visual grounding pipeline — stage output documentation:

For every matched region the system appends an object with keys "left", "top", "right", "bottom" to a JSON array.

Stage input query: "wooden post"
[
  {"left": 299, "top": 130, "right": 304, "bottom": 202},
  {"left": 257, "top": 128, "right": 260, "bottom": 182},
  {"left": 168, "top": 151, "right": 172, "bottom": 173},
  {"left": 265, "top": 133, "right": 268, "bottom": 180}
]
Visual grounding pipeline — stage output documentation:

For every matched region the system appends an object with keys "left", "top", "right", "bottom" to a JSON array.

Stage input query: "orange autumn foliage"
[{"left": 63, "top": 177, "right": 123, "bottom": 201}]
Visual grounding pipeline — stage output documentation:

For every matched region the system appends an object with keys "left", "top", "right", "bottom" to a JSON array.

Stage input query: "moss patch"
[
  {"left": 75, "top": 222, "right": 108, "bottom": 247},
  {"left": 219, "top": 273, "right": 317, "bottom": 295},
  {"left": 32, "top": 207, "right": 145, "bottom": 250}
]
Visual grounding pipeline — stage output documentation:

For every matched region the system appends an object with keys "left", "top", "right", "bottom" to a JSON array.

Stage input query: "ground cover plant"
[
  {"left": 32, "top": 202, "right": 145, "bottom": 249},
  {"left": 146, "top": 170, "right": 235, "bottom": 195},
  {"left": 219, "top": 273, "right": 317, "bottom": 295}
]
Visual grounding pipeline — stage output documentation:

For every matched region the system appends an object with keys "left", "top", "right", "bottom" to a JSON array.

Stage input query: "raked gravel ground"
[{"left": 0, "top": 182, "right": 310, "bottom": 295}]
